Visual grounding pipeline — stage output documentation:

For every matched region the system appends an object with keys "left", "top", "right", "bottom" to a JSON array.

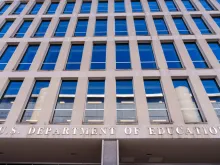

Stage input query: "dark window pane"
[
  {"left": 115, "top": 19, "right": 127, "bottom": 36},
  {"left": 14, "top": 20, "right": 32, "bottom": 38},
  {"left": 63, "top": 2, "right": 75, "bottom": 14},
  {"left": 29, "top": 3, "right": 42, "bottom": 15},
  {"left": 116, "top": 80, "right": 133, "bottom": 94},
  {"left": 54, "top": 20, "right": 69, "bottom": 37},
  {"left": 173, "top": 17, "right": 190, "bottom": 34},
  {"left": 46, "top": 2, "right": 59, "bottom": 14},
  {"left": 134, "top": 18, "right": 148, "bottom": 35},
  {"left": 0, "top": 3, "right": 11, "bottom": 15},
  {"left": 34, "top": 20, "right": 50, "bottom": 37},
  {"left": 74, "top": 19, "right": 88, "bottom": 36},
  {"left": 95, "top": 19, "right": 107, "bottom": 36},
  {"left": 0, "top": 45, "right": 17, "bottom": 70},
  {"left": 91, "top": 44, "right": 106, "bottom": 70},
  {"left": 193, "top": 17, "right": 212, "bottom": 34},
  {"left": 116, "top": 43, "right": 131, "bottom": 69},
  {"left": 0, "top": 21, "right": 13, "bottom": 38},
  {"left": 154, "top": 18, "right": 169, "bottom": 35},
  {"left": 148, "top": 0, "right": 160, "bottom": 12}
]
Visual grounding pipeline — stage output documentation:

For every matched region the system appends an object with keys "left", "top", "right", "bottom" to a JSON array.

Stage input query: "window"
[
  {"left": 184, "top": 43, "right": 208, "bottom": 68},
  {"left": 201, "top": 79, "right": 220, "bottom": 119},
  {"left": 94, "top": 19, "right": 107, "bottom": 36},
  {"left": 165, "top": 0, "right": 178, "bottom": 11},
  {"left": 116, "top": 43, "right": 131, "bottom": 70},
  {"left": 63, "top": 2, "right": 75, "bottom": 14},
  {"left": 208, "top": 42, "right": 220, "bottom": 63},
  {"left": 41, "top": 44, "right": 61, "bottom": 70},
  {"left": 16, "top": 45, "right": 39, "bottom": 71},
  {"left": 173, "top": 17, "right": 190, "bottom": 35},
  {"left": 21, "top": 81, "right": 50, "bottom": 123},
  {"left": 131, "top": 0, "right": 143, "bottom": 12},
  {"left": 46, "top": 2, "right": 59, "bottom": 14},
  {"left": 162, "top": 43, "right": 182, "bottom": 69},
  {"left": 12, "top": 3, "right": 26, "bottom": 15},
  {"left": 0, "top": 45, "right": 17, "bottom": 70},
  {"left": 182, "top": 0, "right": 196, "bottom": 11},
  {"left": 134, "top": 18, "right": 148, "bottom": 36},
  {"left": 172, "top": 79, "right": 203, "bottom": 123},
  {"left": 52, "top": 80, "right": 77, "bottom": 124},
  {"left": 0, "top": 20, "right": 14, "bottom": 38},
  {"left": 115, "top": 18, "right": 127, "bottom": 36},
  {"left": 138, "top": 43, "right": 157, "bottom": 69},
  {"left": 154, "top": 18, "right": 169, "bottom": 35},
  {"left": 97, "top": 1, "right": 108, "bottom": 13},
  {"left": 213, "top": 17, "right": 220, "bottom": 28},
  {"left": 14, "top": 20, "right": 32, "bottom": 38},
  {"left": 29, "top": 2, "right": 43, "bottom": 15},
  {"left": 0, "top": 81, "right": 23, "bottom": 122},
  {"left": 34, "top": 20, "right": 51, "bottom": 37},
  {"left": 148, "top": 0, "right": 160, "bottom": 12},
  {"left": 80, "top": 1, "right": 91, "bottom": 13},
  {"left": 193, "top": 17, "right": 212, "bottom": 34},
  {"left": 54, "top": 20, "right": 69, "bottom": 37},
  {"left": 0, "top": 3, "right": 11, "bottom": 15},
  {"left": 144, "top": 80, "right": 170, "bottom": 123},
  {"left": 90, "top": 44, "right": 106, "bottom": 70},
  {"left": 116, "top": 80, "right": 136, "bottom": 123},
  {"left": 199, "top": 0, "right": 215, "bottom": 11},
  {"left": 115, "top": 1, "right": 125, "bottom": 13},
  {"left": 74, "top": 19, "right": 88, "bottom": 37},
  {"left": 66, "top": 44, "right": 84, "bottom": 70},
  {"left": 84, "top": 80, "right": 105, "bottom": 123}
]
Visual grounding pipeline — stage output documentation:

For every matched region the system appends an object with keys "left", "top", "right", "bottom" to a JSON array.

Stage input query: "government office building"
[{"left": 1, "top": 0, "right": 220, "bottom": 164}]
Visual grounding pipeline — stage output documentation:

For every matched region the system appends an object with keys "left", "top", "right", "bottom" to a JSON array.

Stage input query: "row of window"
[
  {"left": 1, "top": 77, "right": 220, "bottom": 124},
  {"left": 1, "top": 14, "right": 219, "bottom": 38},
  {"left": 0, "top": 0, "right": 220, "bottom": 16}
]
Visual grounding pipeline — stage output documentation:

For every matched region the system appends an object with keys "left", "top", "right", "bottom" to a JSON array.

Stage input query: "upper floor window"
[
  {"left": 16, "top": 45, "right": 39, "bottom": 71},
  {"left": 116, "top": 80, "right": 133, "bottom": 95},
  {"left": 134, "top": 18, "right": 148, "bottom": 36},
  {"left": 184, "top": 43, "right": 208, "bottom": 68},
  {"left": 116, "top": 43, "right": 131, "bottom": 70},
  {"left": 115, "top": 1, "right": 125, "bottom": 13},
  {"left": 34, "top": 20, "right": 51, "bottom": 37},
  {"left": 63, "top": 2, "right": 75, "bottom": 14},
  {"left": 80, "top": 1, "right": 91, "bottom": 13},
  {"left": 199, "top": 0, "right": 215, "bottom": 11},
  {"left": 41, "top": 44, "right": 61, "bottom": 70},
  {"left": 46, "top": 2, "right": 59, "bottom": 14},
  {"left": 131, "top": 0, "right": 143, "bottom": 12},
  {"left": 54, "top": 20, "right": 70, "bottom": 37},
  {"left": 115, "top": 18, "right": 127, "bottom": 36},
  {"left": 74, "top": 19, "right": 88, "bottom": 37},
  {"left": 97, "top": 1, "right": 108, "bottom": 13},
  {"left": 154, "top": 18, "right": 169, "bottom": 35},
  {"left": 0, "top": 3, "right": 11, "bottom": 15},
  {"left": 66, "top": 44, "right": 84, "bottom": 70},
  {"left": 212, "top": 17, "right": 220, "bottom": 28},
  {"left": 173, "top": 17, "right": 191, "bottom": 35},
  {"left": 0, "top": 45, "right": 17, "bottom": 70},
  {"left": 208, "top": 42, "right": 220, "bottom": 63},
  {"left": 94, "top": 19, "right": 107, "bottom": 36},
  {"left": 182, "top": 0, "right": 196, "bottom": 11},
  {"left": 29, "top": 2, "right": 43, "bottom": 15},
  {"left": 90, "top": 44, "right": 106, "bottom": 70},
  {"left": 12, "top": 3, "right": 26, "bottom": 15},
  {"left": 165, "top": 0, "right": 178, "bottom": 11},
  {"left": 148, "top": 0, "right": 160, "bottom": 12},
  {"left": 0, "top": 20, "right": 14, "bottom": 38},
  {"left": 193, "top": 17, "right": 212, "bottom": 34},
  {"left": 14, "top": 20, "right": 32, "bottom": 38}
]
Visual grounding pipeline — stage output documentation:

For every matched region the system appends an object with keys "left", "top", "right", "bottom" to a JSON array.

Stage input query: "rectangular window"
[
  {"left": 84, "top": 80, "right": 105, "bottom": 123},
  {"left": 162, "top": 43, "right": 182, "bottom": 69},
  {"left": 173, "top": 17, "right": 190, "bottom": 35},
  {"left": 14, "top": 20, "right": 32, "bottom": 38},
  {"left": 0, "top": 3, "right": 11, "bottom": 15},
  {"left": 116, "top": 43, "right": 131, "bottom": 70},
  {"left": 115, "top": 18, "right": 127, "bottom": 36},
  {"left": 34, "top": 20, "right": 51, "bottom": 37},
  {"left": 172, "top": 79, "right": 203, "bottom": 123},
  {"left": 0, "top": 20, "right": 14, "bottom": 38},
  {"left": 193, "top": 17, "right": 212, "bottom": 34},
  {"left": 54, "top": 20, "right": 69, "bottom": 37},
  {"left": 201, "top": 79, "right": 220, "bottom": 119},
  {"left": 116, "top": 80, "right": 136, "bottom": 123},
  {"left": 182, "top": 0, "right": 196, "bottom": 11},
  {"left": 199, "top": 0, "right": 215, "bottom": 11},
  {"left": 94, "top": 19, "right": 107, "bottom": 36},
  {"left": 0, "top": 45, "right": 17, "bottom": 70},
  {"left": 131, "top": 0, "right": 143, "bottom": 12},
  {"left": 0, "top": 81, "right": 23, "bottom": 122},
  {"left": 134, "top": 18, "right": 148, "bottom": 36},
  {"left": 16, "top": 45, "right": 39, "bottom": 71},
  {"left": 148, "top": 0, "right": 160, "bottom": 12},
  {"left": 80, "top": 1, "right": 91, "bottom": 13},
  {"left": 185, "top": 43, "right": 208, "bottom": 68},
  {"left": 97, "top": 1, "right": 108, "bottom": 13},
  {"left": 208, "top": 42, "right": 220, "bottom": 63},
  {"left": 165, "top": 0, "right": 178, "bottom": 11},
  {"left": 90, "top": 44, "right": 106, "bottom": 70},
  {"left": 12, "top": 3, "right": 26, "bottom": 15},
  {"left": 21, "top": 81, "right": 50, "bottom": 123},
  {"left": 213, "top": 17, "right": 220, "bottom": 28},
  {"left": 63, "top": 2, "right": 75, "bottom": 14},
  {"left": 66, "top": 44, "right": 84, "bottom": 70},
  {"left": 144, "top": 80, "right": 170, "bottom": 123},
  {"left": 46, "top": 2, "right": 59, "bottom": 14},
  {"left": 138, "top": 43, "right": 157, "bottom": 69},
  {"left": 154, "top": 18, "right": 169, "bottom": 35},
  {"left": 29, "top": 2, "right": 42, "bottom": 15},
  {"left": 115, "top": 1, "right": 125, "bottom": 13},
  {"left": 74, "top": 19, "right": 88, "bottom": 37},
  {"left": 52, "top": 80, "right": 77, "bottom": 124},
  {"left": 41, "top": 44, "right": 61, "bottom": 70}
]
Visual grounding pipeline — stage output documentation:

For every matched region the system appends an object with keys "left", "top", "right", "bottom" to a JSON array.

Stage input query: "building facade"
[{"left": 0, "top": 0, "right": 220, "bottom": 164}]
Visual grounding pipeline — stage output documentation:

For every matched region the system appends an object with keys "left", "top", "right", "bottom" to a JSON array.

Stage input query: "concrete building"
[{"left": 0, "top": 0, "right": 220, "bottom": 164}]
